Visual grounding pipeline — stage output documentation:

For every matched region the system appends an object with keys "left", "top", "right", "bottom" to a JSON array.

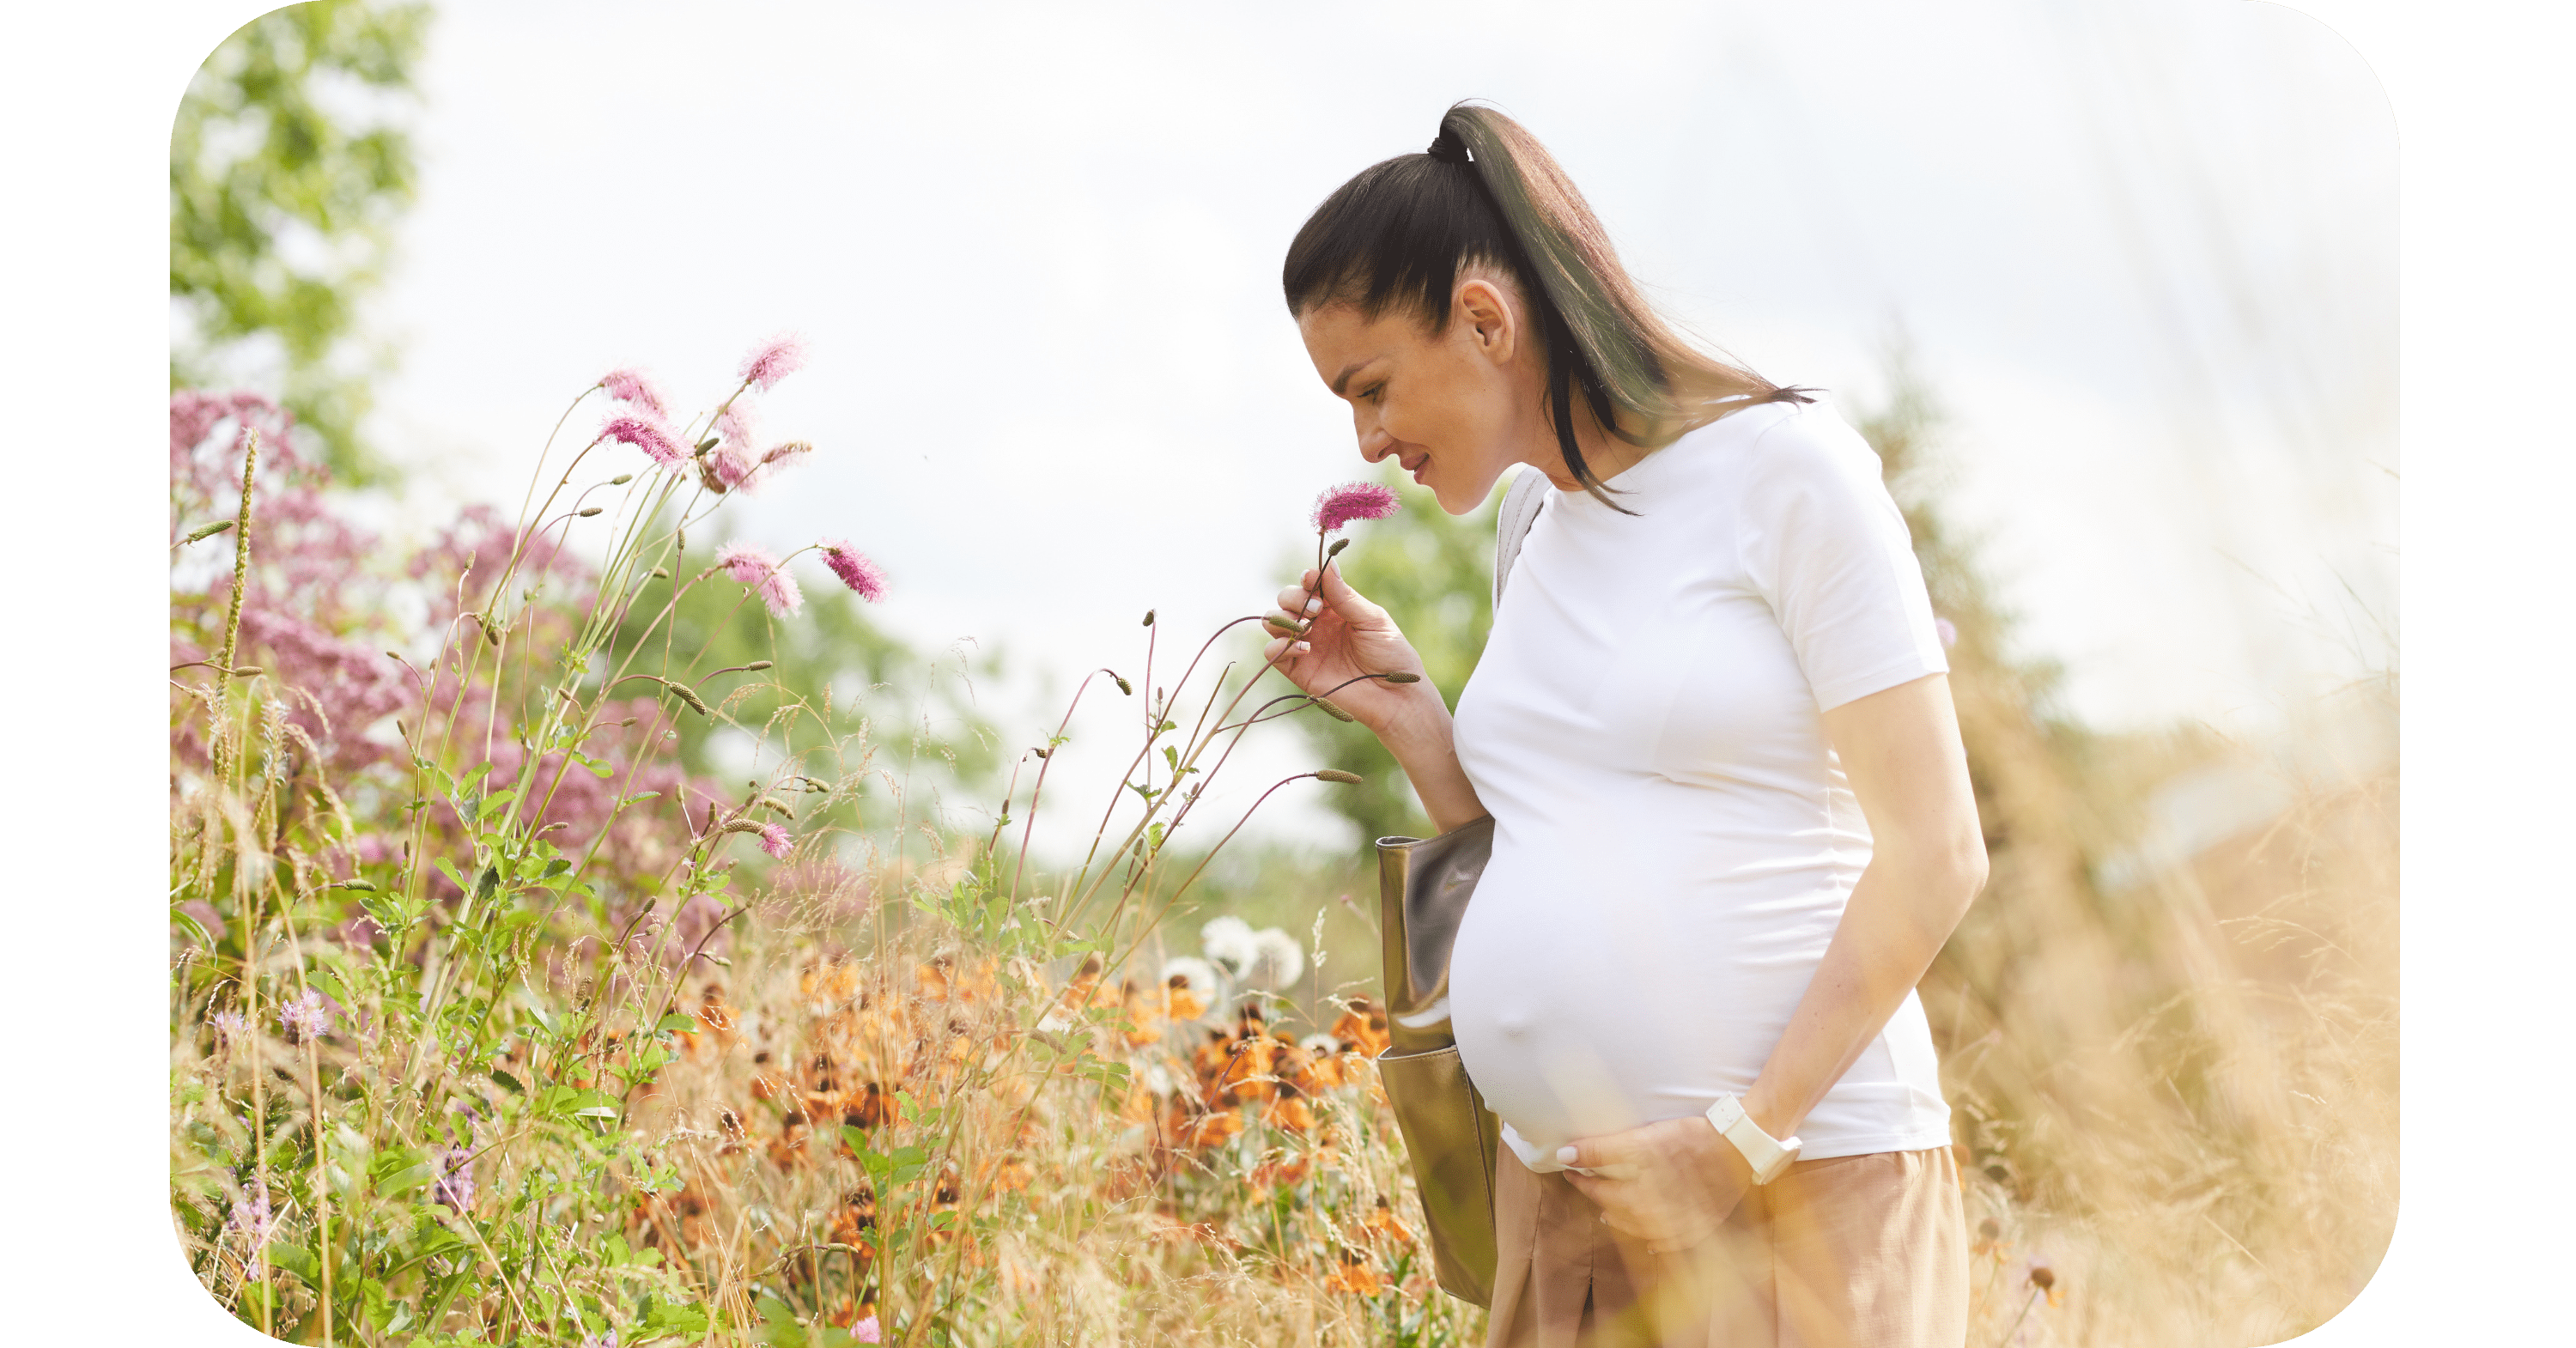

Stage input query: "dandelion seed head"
[
  {"left": 715, "top": 543, "right": 804, "bottom": 618},
  {"left": 598, "top": 367, "right": 671, "bottom": 420},
  {"left": 739, "top": 334, "right": 808, "bottom": 392},
  {"left": 1243, "top": 927, "right": 1306, "bottom": 991},
  {"left": 1199, "top": 917, "right": 1258, "bottom": 981},
  {"left": 819, "top": 540, "right": 888, "bottom": 602},
  {"left": 1312, "top": 482, "right": 1400, "bottom": 534}
]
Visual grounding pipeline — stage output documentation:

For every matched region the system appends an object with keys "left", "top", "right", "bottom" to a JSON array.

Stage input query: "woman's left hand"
[{"left": 1558, "top": 1117, "right": 1756, "bottom": 1253}]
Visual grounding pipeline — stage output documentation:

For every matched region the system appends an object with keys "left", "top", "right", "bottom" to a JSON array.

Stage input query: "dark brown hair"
[{"left": 1283, "top": 101, "right": 1810, "bottom": 512}]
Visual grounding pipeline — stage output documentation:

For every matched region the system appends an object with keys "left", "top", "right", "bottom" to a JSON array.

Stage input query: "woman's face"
[{"left": 1295, "top": 276, "right": 1546, "bottom": 515}]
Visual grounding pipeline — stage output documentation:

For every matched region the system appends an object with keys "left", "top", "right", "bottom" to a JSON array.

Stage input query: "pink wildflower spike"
[
  {"left": 1313, "top": 482, "right": 1400, "bottom": 534},
  {"left": 758, "top": 823, "right": 792, "bottom": 859},
  {"left": 739, "top": 334, "right": 807, "bottom": 392},
  {"left": 818, "top": 539, "right": 887, "bottom": 601},
  {"left": 715, "top": 543, "right": 804, "bottom": 617},
  {"left": 601, "top": 415, "right": 686, "bottom": 470},
  {"left": 598, "top": 367, "right": 671, "bottom": 420}
]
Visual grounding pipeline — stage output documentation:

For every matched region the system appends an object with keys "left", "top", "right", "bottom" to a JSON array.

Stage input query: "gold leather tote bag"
[
  {"left": 1374, "top": 814, "right": 1504, "bottom": 1305},
  {"left": 1368, "top": 469, "right": 1550, "bottom": 1306}
]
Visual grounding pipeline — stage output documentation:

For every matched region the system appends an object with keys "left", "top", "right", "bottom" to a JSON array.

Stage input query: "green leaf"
[
  {"left": 267, "top": 1242, "right": 320, "bottom": 1287},
  {"left": 655, "top": 1012, "right": 699, "bottom": 1036},
  {"left": 377, "top": 1163, "right": 437, "bottom": 1196}
]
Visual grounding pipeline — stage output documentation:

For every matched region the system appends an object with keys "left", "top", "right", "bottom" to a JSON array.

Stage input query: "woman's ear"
[{"left": 1456, "top": 276, "right": 1518, "bottom": 366}]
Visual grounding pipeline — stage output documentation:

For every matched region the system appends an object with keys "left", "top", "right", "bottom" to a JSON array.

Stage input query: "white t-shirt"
[{"left": 1448, "top": 397, "right": 1955, "bottom": 1166}]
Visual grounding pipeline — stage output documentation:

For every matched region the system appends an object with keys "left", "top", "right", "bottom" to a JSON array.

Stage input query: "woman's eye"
[{"left": 1360, "top": 383, "right": 1386, "bottom": 404}]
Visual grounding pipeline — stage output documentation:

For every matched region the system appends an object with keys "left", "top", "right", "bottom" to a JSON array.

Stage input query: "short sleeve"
[{"left": 1734, "top": 408, "right": 1949, "bottom": 712}]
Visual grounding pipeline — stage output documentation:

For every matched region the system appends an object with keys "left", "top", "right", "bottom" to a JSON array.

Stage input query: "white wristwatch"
[{"left": 1705, "top": 1094, "right": 1802, "bottom": 1184}]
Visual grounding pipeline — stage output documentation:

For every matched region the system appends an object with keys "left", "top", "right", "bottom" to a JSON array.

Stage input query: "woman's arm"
[
  {"left": 1562, "top": 672, "right": 1985, "bottom": 1247},
  {"left": 1262, "top": 562, "right": 1489, "bottom": 834},
  {"left": 1741, "top": 671, "right": 1987, "bottom": 1139}
]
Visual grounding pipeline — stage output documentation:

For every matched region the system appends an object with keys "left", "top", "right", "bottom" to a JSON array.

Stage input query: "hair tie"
[{"left": 1425, "top": 130, "right": 1472, "bottom": 167}]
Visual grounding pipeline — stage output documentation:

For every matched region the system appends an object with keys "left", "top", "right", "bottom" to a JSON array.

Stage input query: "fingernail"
[
  {"left": 1557, "top": 1146, "right": 1579, "bottom": 1164},
  {"left": 1293, "top": 641, "right": 1310, "bottom": 653},
  {"left": 1305, "top": 599, "right": 1321, "bottom": 613}
]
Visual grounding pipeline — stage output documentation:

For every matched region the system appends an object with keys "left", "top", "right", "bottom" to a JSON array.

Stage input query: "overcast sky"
[{"left": 305, "top": 0, "right": 2392, "bottom": 850}]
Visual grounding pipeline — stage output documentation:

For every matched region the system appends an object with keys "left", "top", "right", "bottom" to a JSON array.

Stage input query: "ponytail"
[{"left": 1284, "top": 102, "right": 1810, "bottom": 512}]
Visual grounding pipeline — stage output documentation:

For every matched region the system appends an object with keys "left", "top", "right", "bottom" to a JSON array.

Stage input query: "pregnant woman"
[{"left": 1264, "top": 104, "right": 1988, "bottom": 1347}]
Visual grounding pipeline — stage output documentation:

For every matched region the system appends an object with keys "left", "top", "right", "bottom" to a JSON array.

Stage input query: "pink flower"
[
  {"left": 854, "top": 1315, "right": 882, "bottom": 1345},
  {"left": 709, "top": 404, "right": 761, "bottom": 489},
  {"left": 715, "top": 543, "right": 804, "bottom": 617},
  {"left": 601, "top": 415, "right": 686, "bottom": 469},
  {"left": 276, "top": 988, "right": 333, "bottom": 1042},
  {"left": 818, "top": 540, "right": 886, "bottom": 601},
  {"left": 1935, "top": 616, "right": 1958, "bottom": 649},
  {"left": 759, "top": 823, "right": 792, "bottom": 859},
  {"left": 598, "top": 367, "right": 671, "bottom": 420},
  {"left": 739, "top": 334, "right": 807, "bottom": 392},
  {"left": 1312, "top": 482, "right": 1400, "bottom": 534}
]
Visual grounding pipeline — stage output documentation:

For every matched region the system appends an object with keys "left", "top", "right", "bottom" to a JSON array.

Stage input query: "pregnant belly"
[{"left": 1445, "top": 855, "right": 1832, "bottom": 1154}]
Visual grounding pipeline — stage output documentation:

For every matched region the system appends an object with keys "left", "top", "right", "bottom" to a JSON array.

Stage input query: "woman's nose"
[{"left": 1358, "top": 428, "right": 1394, "bottom": 463}]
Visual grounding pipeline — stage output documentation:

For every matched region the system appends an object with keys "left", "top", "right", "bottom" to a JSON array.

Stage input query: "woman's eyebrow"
[{"left": 1329, "top": 359, "right": 1375, "bottom": 396}]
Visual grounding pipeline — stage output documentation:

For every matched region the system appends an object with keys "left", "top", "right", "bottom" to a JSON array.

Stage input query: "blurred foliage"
[
  {"left": 1284, "top": 470, "right": 1504, "bottom": 847},
  {"left": 606, "top": 524, "right": 1010, "bottom": 851},
  {"left": 171, "top": 0, "right": 431, "bottom": 484}
]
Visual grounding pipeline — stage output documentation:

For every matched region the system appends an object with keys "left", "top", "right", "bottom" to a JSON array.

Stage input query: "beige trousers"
[{"left": 1484, "top": 1145, "right": 1968, "bottom": 1348}]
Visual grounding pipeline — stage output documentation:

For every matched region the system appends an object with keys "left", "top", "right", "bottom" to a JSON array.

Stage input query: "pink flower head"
[
  {"left": 818, "top": 539, "right": 886, "bottom": 601},
  {"left": 601, "top": 415, "right": 686, "bottom": 470},
  {"left": 276, "top": 988, "right": 333, "bottom": 1041},
  {"left": 598, "top": 367, "right": 671, "bottom": 420},
  {"left": 739, "top": 334, "right": 807, "bottom": 392},
  {"left": 715, "top": 543, "right": 804, "bottom": 617},
  {"left": 854, "top": 1315, "right": 882, "bottom": 1345},
  {"left": 708, "top": 404, "right": 761, "bottom": 489},
  {"left": 758, "top": 823, "right": 792, "bottom": 859},
  {"left": 1312, "top": 482, "right": 1400, "bottom": 534}
]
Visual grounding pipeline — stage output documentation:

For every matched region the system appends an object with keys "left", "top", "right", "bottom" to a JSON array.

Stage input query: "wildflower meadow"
[{"left": 169, "top": 338, "right": 2395, "bottom": 1347}]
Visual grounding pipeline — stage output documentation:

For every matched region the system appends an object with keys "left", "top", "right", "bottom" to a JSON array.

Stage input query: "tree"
[{"left": 171, "top": 0, "right": 432, "bottom": 483}]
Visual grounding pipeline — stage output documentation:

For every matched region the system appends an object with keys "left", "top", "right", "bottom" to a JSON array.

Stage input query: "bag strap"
[{"left": 1492, "top": 467, "right": 1551, "bottom": 610}]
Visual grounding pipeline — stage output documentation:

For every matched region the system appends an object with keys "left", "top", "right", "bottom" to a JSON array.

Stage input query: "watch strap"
[{"left": 1705, "top": 1095, "right": 1802, "bottom": 1185}]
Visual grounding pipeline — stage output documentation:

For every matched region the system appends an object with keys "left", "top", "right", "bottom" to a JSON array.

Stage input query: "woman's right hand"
[{"left": 1260, "top": 564, "right": 1432, "bottom": 732}]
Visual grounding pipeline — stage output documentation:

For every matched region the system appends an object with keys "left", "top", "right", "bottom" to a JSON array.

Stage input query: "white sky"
[{"left": 333, "top": 0, "right": 2392, "bottom": 850}]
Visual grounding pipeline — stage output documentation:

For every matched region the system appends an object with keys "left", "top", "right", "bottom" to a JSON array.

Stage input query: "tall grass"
[{"left": 169, "top": 349, "right": 2394, "bottom": 1347}]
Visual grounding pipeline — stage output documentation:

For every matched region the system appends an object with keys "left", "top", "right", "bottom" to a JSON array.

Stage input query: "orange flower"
[
  {"left": 769, "top": 1110, "right": 812, "bottom": 1170},
  {"left": 1263, "top": 1090, "right": 1315, "bottom": 1136},
  {"left": 1330, "top": 997, "right": 1390, "bottom": 1059},
  {"left": 1121, "top": 978, "right": 1167, "bottom": 1047},
  {"left": 1325, "top": 1245, "right": 1385, "bottom": 1296},
  {"left": 1176, "top": 1108, "right": 1246, "bottom": 1151},
  {"left": 1361, "top": 1194, "right": 1416, "bottom": 1247},
  {"left": 981, "top": 1154, "right": 1036, "bottom": 1196}
]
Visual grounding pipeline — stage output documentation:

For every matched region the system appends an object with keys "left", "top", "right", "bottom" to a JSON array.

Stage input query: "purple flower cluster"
[
  {"left": 1312, "top": 482, "right": 1400, "bottom": 534},
  {"left": 276, "top": 988, "right": 333, "bottom": 1042},
  {"left": 819, "top": 540, "right": 887, "bottom": 602},
  {"left": 739, "top": 334, "right": 807, "bottom": 392},
  {"left": 599, "top": 367, "right": 671, "bottom": 420},
  {"left": 716, "top": 543, "right": 804, "bottom": 618},
  {"left": 228, "top": 1182, "right": 279, "bottom": 1277},
  {"left": 602, "top": 415, "right": 687, "bottom": 471}
]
